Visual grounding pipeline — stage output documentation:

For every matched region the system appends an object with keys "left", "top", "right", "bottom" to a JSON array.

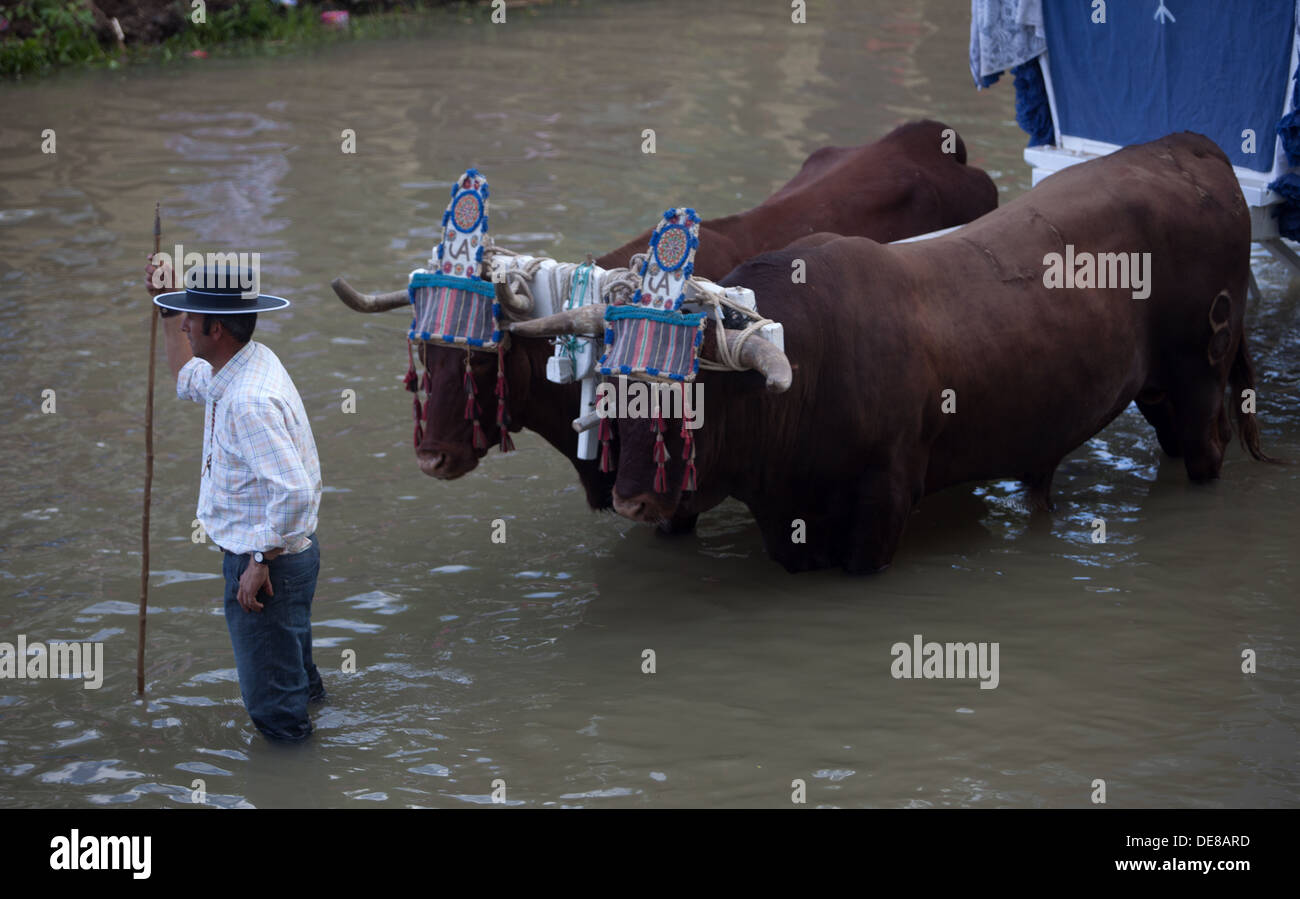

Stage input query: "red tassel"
[
  {"left": 463, "top": 352, "right": 479, "bottom": 421},
  {"left": 472, "top": 419, "right": 488, "bottom": 450},
  {"left": 495, "top": 343, "right": 513, "bottom": 453},
  {"left": 598, "top": 415, "right": 613, "bottom": 474},
  {"left": 653, "top": 404, "right": 669, "bottom": 492},
  {"left": 496, "top": 344, "right": 509, "bottom": 400},
  {"left": 414, "top": 421, "right": 423, "bottom": 448},
  {"left": 680, "top": 430, "right": 697, "bottom": 493},
  {"left": 421, "top": 370, "right": 433, "bottom": 395},
  {"left": 678, "top": 402, "right": 698, "bottom": 492},
  {"left": 404, "top": 340, "right": 418, "bottom": 392}
]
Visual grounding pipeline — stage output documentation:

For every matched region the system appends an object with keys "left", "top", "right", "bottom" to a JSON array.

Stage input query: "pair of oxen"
[{"left": 334, "top": 121, "right": 1270, "bottom": 574}]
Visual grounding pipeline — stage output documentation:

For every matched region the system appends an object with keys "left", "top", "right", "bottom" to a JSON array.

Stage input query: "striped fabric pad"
[
  {"left": 599, "top": 305, "right": 705, "bottom": 382},
  {"left": 408, "top": 272, "right": 501, "bottom": 349}
]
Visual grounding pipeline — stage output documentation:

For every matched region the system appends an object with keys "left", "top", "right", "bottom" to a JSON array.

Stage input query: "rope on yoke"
[
  {"left": 482, "top": 244, "right": 648, "bottom": 319},
  {"left": 696, "top": 287, "right": 775, "bottom": 373}
]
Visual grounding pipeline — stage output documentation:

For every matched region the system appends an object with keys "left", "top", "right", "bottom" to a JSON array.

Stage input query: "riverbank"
[{"left": 0, "top": 0, "right": 530, "bottom": 78}]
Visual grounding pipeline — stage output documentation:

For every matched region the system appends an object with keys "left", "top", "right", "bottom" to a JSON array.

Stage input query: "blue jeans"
[{"left": 222, "top": 534, "right": 323, "bottom": 742}]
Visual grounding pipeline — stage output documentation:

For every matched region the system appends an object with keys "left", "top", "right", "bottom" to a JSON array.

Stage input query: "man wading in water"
[{"left": 146, "top": 259, "right": 324, "bottom": 742}]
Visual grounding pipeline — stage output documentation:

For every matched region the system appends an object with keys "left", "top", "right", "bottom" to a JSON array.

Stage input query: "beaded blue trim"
[
  {"left": 413, "top": 332, "right": 503, "bottom": 347},
  {"left": 597, "top": 364, "right": 693, "bottom": 381},
  {"left": 408, "top": 272, "right": 496, "bottom": 298},
  {"left": 604, "top": 304, "right": 703, "bottom": 326}
]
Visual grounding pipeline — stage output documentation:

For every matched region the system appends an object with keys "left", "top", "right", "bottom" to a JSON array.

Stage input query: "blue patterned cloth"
[{"left": 969, "top": 0, "right": 1045, "bottom": 87}]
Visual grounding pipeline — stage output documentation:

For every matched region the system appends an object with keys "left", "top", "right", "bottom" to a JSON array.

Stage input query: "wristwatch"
[{"left": 253, "top": 551, "right": 266, "bottom": 564}]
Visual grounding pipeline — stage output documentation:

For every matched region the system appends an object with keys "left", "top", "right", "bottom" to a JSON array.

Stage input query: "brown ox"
[
  {"left": 332, "top": 120, "right": 997, "bottom": 517},
  {"left": 592, "top": 133, "right": 1273, "bottom": 573}
]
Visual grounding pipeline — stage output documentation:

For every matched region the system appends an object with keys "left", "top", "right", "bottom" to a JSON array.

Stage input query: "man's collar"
[{"left": 208, "top": 341, "right": 258, "bottom": 403}]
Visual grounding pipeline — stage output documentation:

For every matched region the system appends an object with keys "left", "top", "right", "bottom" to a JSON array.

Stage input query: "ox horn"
[
  {"left": 331, "top": 278, "right": 410, "bottom": 313},
  {"left": 494, "top": 278, "right": 534, "bottom": 316},
  {"left": 724, "top": 330, "right": 792, "bottom": 393},
  {"left": 508, "top": 304, "right": 606, "bottom": 338}
]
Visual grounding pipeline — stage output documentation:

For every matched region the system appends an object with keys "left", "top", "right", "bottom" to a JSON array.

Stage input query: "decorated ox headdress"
[
  {"left": 507, "top": 205, "right": 792, "bottom": 495},
  {"left": 594, "top": 208, "right": 707, "bottom": 490},
  {"left": 409, "top": 168, "right": 498, "bottom": 348},
  {"left": 404, "top": 168, "right": 515, "bottom": 453},
  {"left": 598, "top": 208, "right": 706, "bottom": 384}
]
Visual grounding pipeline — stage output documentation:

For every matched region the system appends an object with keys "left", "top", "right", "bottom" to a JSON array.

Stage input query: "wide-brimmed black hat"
[{"left": 153, "top": 265, "right": 290, "bottom": 314}]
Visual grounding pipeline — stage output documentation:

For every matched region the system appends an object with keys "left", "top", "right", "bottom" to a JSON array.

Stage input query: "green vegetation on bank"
[
  {"left": 0, "top": 0, "right": 483, "bottom": 78},
  {"left": 1, "top": 0, "right": 101, "bottom": 73}
]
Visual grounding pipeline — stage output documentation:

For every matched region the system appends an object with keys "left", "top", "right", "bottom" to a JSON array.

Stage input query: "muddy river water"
[{"left": 0, "top": 0, "right": 1296, "bottom": 808}]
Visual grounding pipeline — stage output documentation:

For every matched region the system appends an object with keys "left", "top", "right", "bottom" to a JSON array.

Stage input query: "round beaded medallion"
[
  {"left": 452, "top": 192, "right": 484, "bottom": 233},
  {"left": 654, "top": 225, "right": 689, "bottom": 271}
]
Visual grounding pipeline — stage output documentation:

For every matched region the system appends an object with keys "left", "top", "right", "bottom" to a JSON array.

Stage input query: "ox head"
[
  {"left": 331, "top": 167, "right": 547, "bottom": 479},
  {"left": 331, "top": 274, "right": 534, "bottom": 479},
  {"left": 513, "top": 309, "right": 791, "bottom": 524}
]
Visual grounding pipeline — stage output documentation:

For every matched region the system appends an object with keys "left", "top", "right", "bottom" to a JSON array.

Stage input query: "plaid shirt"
[{"left": 177, "top": 341, "right": 321, "bottom": 556}]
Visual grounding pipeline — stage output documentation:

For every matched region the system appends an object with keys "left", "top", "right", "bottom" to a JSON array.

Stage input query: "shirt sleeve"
[
  {"left": 176, "top": 357, "right": 212, "bottom": 403},
  {"left": 230, "top": 397, "right": 316, "bottom": 552}
]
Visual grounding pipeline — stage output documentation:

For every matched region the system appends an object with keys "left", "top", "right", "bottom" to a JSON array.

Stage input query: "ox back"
[
  {"left": 612, "top": 132, "right": 1262, "bottom": 573},
  {"left": 598, "top": 119, "right": 999, "bottom": 278},
  {"left": 413, "top": 120, "right": 999, "bottom": 516}
]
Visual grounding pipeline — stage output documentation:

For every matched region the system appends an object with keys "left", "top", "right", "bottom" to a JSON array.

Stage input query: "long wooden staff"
[{"left": 138, "top": 203, "right": 160, "bottom": 696}]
